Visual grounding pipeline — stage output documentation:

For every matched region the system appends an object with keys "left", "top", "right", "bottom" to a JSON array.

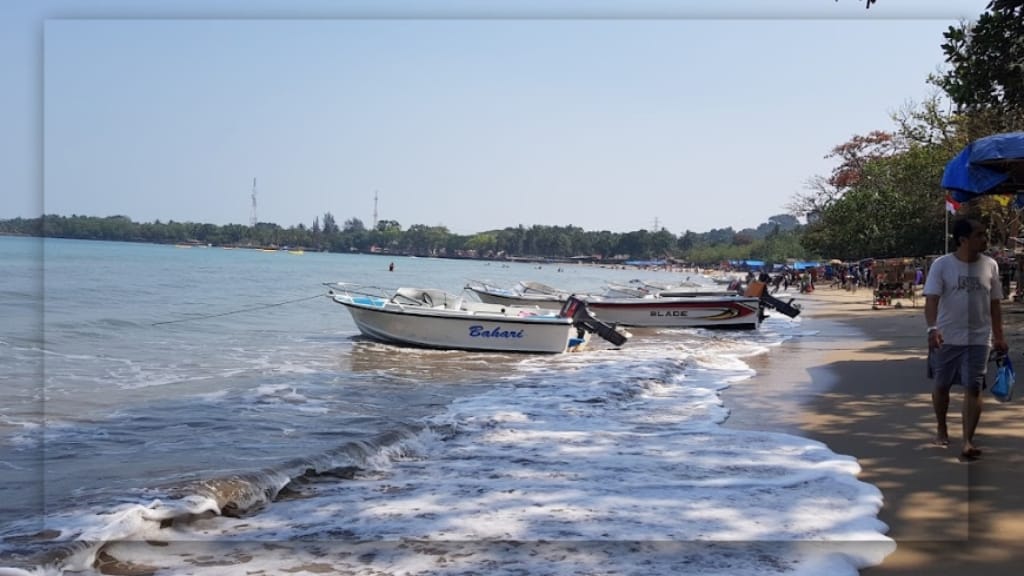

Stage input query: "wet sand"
[{"left": 726, "top": 287, "right": 1024, "bottom": 574}]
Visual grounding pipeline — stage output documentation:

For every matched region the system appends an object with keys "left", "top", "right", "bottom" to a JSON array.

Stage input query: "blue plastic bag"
[{"left": 991, "top": 355, "right": 1015, "bottom": 402}]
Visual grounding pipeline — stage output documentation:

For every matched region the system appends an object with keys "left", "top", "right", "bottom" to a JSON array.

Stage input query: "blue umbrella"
[{"left": 942, "top": 132, "right": 1024, "bottom": 202}]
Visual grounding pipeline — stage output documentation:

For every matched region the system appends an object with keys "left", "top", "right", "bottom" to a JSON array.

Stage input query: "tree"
[
  {"left": 932, "top": 1, "right": 1024, "bottom": 138},
  {"left": 766, "top": 214, "right": 800, "bottom": 231},
  {"left": 321, "top": 212, "right": 339, "bottom": 235},
  {"left": 343, "top": 217, "right": 365, "bottom": 232},
  {"left": 800, "top": 141, "right": 950, "bottom": 259},
  {"left": 375, "top": 219, "right": 401, "bottom": 232}
]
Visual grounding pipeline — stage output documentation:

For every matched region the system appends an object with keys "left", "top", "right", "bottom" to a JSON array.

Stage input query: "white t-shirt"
[{"left": 922, "top": 253, "right": 1003, "bottom": 346}]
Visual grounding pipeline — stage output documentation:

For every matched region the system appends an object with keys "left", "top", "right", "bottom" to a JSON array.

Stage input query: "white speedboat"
[
  {"left": 326, "top": 283, "right": 628, "bottom": 353},
  {"left": 602, "top": 279, "right": 713, "bottom": 298},
  {"left": 463, "top": 280, "right": 569, "bottom": 310}
]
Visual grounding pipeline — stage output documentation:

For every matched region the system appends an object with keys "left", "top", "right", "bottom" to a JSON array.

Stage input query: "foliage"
[
  {"left": 799, "top": 1, "right": 1024, "bottom": 260},
  {"left": 932, "top": 1, "right": 1024, "bottom": 137},
  {"left": 0, "top": 212, "right": 814, "bottom": 266},
  {"left": 800, "top": 143, "right": 950, "bottom": 259}
]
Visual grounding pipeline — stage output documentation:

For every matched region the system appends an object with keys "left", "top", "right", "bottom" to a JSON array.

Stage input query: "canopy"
[
  {"left": 729, "top": 259, "right": 764, "bottom": 268},
  {"left": 625, "top": 259, "right": 666, "bottom": 267},
  {"left": 942, "top": 132, "right": 1024, "bottom": 201}
]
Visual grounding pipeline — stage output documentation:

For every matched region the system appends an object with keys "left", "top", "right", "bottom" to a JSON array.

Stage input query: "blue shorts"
[{"left": 929, "top": 344, "right": 990, "bottom": 392}]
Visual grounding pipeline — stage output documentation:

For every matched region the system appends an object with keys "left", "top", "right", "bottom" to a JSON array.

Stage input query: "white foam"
[{"left": 70, "top": 329, "right": 891, "bottom": 575}]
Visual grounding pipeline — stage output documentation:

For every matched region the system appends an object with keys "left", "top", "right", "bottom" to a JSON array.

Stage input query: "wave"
[
  {"left": 0, "top": 315, "right": 888, "bottom": 576},
  {"left": 0, "top": 424, "right": 426, "bottom": 574}
]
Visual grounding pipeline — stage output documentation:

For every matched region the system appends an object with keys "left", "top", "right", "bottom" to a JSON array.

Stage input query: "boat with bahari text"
[{"left": 325, "top": 283, "right": 629, "bottom": 353}]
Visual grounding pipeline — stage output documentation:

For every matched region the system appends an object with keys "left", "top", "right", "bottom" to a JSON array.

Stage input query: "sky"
[{"left": 1, "top": 1, "right": 992, "bottom": 236}]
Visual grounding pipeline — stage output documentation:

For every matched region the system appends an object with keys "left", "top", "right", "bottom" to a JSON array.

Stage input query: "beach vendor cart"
[{"left": 872, "top": 258, "right": 920, "bottom": 307}]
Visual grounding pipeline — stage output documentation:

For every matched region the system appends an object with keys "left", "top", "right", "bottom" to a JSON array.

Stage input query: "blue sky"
[{"left": 3, "top": 1, "right": 991, "bottom": 235}]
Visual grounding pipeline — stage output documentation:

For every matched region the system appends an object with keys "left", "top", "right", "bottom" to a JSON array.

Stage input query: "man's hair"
[{"left": 952, "top": 217, "right": 980, "bottom": 247}]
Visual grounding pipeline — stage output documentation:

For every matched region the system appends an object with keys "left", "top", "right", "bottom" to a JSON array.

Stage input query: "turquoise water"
[{"left": 0, "top": 237, "right": 892, "bottom": 576}]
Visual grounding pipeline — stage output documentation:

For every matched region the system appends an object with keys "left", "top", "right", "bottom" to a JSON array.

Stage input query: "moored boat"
[
  {"left": 583, "top": 293, "right": 764, "bottom": 329},
  {"left": 463, "top": 280, "right": 569, "bottom": 310},
  {"left": 326, "top": 283, "right": 628, "bottom": 353},
  {"left": 584, "top": 281, "right": 800, "bottom": 329}
]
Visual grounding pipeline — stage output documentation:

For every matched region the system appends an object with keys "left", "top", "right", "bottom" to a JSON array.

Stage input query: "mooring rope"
[{"left": 152, "top": 293, "right": 325, "bottom": 326}]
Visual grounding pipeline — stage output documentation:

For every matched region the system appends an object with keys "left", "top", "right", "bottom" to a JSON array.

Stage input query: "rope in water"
[{"left": 152, "top": 293, "right": 325, "bottom": 326}]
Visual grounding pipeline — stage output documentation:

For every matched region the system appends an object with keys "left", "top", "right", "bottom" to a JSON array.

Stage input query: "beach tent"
[
  {"left": 728, "top": 259, "right": 765, "bottom": 269},
  {"left": 942, "top": 132, "right": 1024, "bottom": 201}
]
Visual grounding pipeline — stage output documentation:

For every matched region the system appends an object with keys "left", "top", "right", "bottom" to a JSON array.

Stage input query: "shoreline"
[{"left": 728, "top": 287, "right": 1024, "bottom": 574}]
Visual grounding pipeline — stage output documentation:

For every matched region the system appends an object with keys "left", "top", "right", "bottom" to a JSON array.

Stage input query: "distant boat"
[
  {"left": 174, "top": 240, "right": 207, "bottom": 249},
  {"left": 288, "top": 249, "right": 305, "bottom": 255}
]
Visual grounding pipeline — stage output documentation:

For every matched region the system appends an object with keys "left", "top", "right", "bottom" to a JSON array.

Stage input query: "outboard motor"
[
  {"left": 743, "top": 280, "right": 801, "bottom": 319},
  {"left": 560, "top": 296, "right": 630, "bottom": 347}
]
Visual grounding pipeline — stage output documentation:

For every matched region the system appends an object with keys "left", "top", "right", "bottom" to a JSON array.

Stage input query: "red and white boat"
[
  {"left": 467, "top": 280, "right": 800, "bottom": 330},
  {"left": 583, "top": 293, "right": 765, "bottom": 329}
]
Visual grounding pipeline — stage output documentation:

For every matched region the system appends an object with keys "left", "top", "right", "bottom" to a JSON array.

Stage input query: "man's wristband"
[{"left": 927, "top": 326, "right": 939, "bottom": 334}]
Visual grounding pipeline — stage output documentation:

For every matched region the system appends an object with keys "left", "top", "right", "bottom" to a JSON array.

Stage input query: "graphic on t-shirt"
[{"left": 957, "top": 275, "right": 983, "bottom": 291}]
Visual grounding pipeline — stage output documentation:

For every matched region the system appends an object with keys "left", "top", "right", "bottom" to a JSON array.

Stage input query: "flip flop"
[
  {"left": 934, "top": 437, "right": 950, "bottom": 447},
  {"left": 963, "top": 447, "right": 983, "bottom": 457}
]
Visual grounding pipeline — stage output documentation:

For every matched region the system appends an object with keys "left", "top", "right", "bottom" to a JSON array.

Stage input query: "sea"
[{"left": 0, "top": 236, "right": 894, "bottom": 576}]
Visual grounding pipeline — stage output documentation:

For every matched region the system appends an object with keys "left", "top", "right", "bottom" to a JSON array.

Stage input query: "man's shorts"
[{"left": 929, "top": 344, "right": 991, "bottom": 392}]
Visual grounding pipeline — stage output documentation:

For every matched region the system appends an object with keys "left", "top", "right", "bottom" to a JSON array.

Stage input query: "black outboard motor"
[
  {"left": 560, "top": 296, "right": 630, "bottom": 347},
  {"left": 743, "top": 281, "right": 801, "bottom": 319}
]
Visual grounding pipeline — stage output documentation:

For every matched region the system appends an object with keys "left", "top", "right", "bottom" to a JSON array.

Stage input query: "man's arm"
[
  {"left": 925, "top": 295, "right": 940, "bottom": 327},
  {"left": 991, "top": 298, "right": 1009, "bottom": 353},
  {"left": 925, "top": 294, "right": 942, "bottom": 349}
]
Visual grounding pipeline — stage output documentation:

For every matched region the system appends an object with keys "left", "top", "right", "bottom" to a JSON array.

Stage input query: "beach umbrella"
[{"left": 942, "top": 131, "right": 1024, "bottom": 202}]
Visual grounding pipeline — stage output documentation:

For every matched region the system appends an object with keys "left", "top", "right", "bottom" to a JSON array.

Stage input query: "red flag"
[{"left": 945, "top": 193, "right": 961, "bottom": 214}]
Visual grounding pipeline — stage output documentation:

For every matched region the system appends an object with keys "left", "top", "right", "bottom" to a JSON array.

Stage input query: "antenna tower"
[
  {"left": 250, "top": 178, "right": 257, "bottom": 227},
  {"left": 373, "top": 190, "right": 379, "bottom": 229}
]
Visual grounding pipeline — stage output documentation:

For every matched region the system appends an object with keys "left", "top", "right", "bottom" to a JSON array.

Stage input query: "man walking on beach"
[{"left": 924, "top": 217, "right": 1008, "bottom": 461}]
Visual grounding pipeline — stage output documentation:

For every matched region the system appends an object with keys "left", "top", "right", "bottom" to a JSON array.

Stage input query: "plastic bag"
[{"left": 991, "top": 355, "right": 1015, "bottom": 402}]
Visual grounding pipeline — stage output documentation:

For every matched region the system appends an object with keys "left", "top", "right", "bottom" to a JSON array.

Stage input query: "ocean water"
[{"left": 0, "top": 237, "right": 893, "bottom": 575}]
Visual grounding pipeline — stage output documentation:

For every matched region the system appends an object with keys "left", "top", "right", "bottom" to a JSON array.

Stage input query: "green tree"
[
  {"left": 933, "top": 0, "right": 1024, "bottom": 137},
  {"left": 343, "top": 218, "right": 365, "bottom": 232}
]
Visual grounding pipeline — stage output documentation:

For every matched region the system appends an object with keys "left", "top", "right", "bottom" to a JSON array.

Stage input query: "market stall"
[{"left": 872, "top": 258, "right": 923, "bottom": 307}]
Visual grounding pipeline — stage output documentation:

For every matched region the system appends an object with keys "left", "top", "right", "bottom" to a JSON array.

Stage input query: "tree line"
[{"left": 0, "top": 212, "right": 809, "bottom": 266}]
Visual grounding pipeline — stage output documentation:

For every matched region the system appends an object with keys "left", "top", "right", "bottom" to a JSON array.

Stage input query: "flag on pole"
[{"left": 945, "top": 193, "right": 961, "bottom": 214}]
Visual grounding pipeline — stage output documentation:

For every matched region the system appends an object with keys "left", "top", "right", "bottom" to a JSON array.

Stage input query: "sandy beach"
[{"left": 727, "top": 286, "right": 1024, "bottom": 574}]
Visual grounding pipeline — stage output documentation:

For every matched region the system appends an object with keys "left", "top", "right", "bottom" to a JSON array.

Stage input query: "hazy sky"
[{"left": 3, "top": 1, "right": 990, "bottom": 235}]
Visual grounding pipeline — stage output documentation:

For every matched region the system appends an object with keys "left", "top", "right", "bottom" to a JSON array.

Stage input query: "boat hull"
[
  {"left": 334, "top": 296, "right": 584, "bottom": 353},
  {"left": 584, "top": 296, "right": 761, "bottom": 329}
]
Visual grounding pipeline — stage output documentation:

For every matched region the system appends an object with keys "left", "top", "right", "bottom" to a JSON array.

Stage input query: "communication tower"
[
  {"left": 250, "top": 178, "right": 257, "bottom": 227},
  {"left": 373, "top": 190, "right": 379, "bottom": 229}
]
